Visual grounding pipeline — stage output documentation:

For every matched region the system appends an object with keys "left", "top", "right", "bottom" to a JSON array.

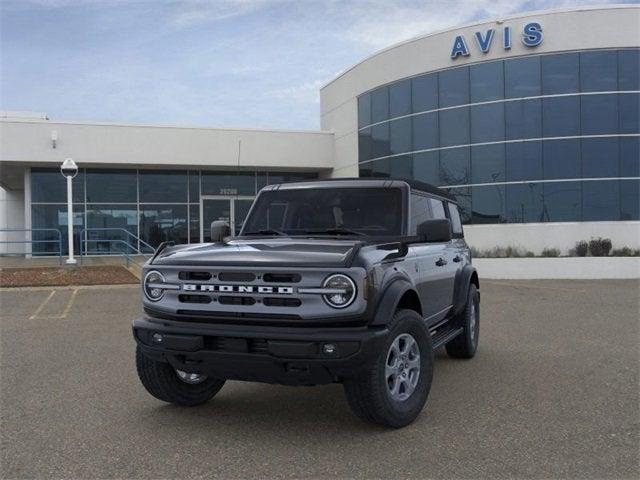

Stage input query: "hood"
[{"left": 151, "top": 238, "right": 362, "bottom": 268}]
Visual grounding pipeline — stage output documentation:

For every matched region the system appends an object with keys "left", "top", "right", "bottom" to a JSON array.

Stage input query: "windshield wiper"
[
  {"left": 304, "top": 228, "right": 365, "bottom": 236},
  {"left": 243, "top": 229, "right": 288, "bottom": 236}
]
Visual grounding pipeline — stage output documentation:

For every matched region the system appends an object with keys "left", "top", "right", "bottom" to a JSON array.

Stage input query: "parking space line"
[{"left": 29, "top": 290, "right": 56, "bottom": 319}]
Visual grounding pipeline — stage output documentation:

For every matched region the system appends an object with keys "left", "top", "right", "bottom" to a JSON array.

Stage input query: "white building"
[{"left": 1, "top": 5, "right": 638, "bottom": 257}]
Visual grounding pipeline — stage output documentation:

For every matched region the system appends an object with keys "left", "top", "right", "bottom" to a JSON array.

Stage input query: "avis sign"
[{"left": 450, "top": 22, "right": 543, "bottom": 59}]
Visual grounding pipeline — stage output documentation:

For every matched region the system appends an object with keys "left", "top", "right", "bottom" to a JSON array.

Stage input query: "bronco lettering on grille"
[{"left": 182, "top": 284, "right": 294, "bottom": 294}]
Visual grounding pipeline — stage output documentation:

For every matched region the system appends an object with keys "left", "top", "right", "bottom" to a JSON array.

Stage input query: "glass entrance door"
[{"left": 200, "top": 196, "right": 254, "bottom": 242}]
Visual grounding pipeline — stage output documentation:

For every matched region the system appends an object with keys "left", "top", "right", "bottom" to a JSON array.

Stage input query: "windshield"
[{"left": 241, "top": 187, "right": 403, "bottom": 237}]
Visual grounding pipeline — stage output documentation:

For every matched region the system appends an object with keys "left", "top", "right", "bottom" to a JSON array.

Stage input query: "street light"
[{"left": 60, "top": 158, "right": 78, "bottom": 265}]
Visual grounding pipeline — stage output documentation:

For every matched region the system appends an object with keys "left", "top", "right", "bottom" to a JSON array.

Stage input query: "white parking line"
[
  {"left": 29, "top": 290, "right": 56, "bottom": 320},
  {"left": 28, "top": 288, "right": 80, "bottom": 320}
]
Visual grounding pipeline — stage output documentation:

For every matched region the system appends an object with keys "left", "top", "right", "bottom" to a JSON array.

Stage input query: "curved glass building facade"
[{"left": 357, "top": 48, "right": 640, "bottom": 224}]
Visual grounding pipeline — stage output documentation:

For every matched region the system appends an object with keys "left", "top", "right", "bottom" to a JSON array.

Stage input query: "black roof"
[{"left": 266, "top": 177, "right": 454, "bottom": 201}]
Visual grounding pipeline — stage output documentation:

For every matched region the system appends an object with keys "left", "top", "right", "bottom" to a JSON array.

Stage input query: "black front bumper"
[{"left": 133, "top": 316, "right": 389, "bottom": 385}]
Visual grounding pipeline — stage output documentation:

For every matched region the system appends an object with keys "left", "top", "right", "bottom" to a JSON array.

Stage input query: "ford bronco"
[{"left": 133, "top": 179, "right": 480, "bottom": 427}]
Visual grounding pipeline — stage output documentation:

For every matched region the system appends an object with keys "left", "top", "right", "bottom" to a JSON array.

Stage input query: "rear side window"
[
  {"left": 447, "top": 203, "right": 464, "bottom": 235},
  {"left": 409, "top": 194, "right": 430, "bottom": 234},
  {"left": 428, "top": 198, "right": 446, "bottom": 219}
]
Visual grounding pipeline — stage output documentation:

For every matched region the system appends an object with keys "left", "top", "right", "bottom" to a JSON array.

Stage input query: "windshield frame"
[{"left": 238, "top": 184, "right": 409, "bottom": 238}]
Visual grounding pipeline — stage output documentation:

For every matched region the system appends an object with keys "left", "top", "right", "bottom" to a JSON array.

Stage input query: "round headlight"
[
  {"left": 322, "top": 274, "right": 356, "bottom": 309},
  {"left": 144, "top": 270, "right": 165, "bottom": 302}
]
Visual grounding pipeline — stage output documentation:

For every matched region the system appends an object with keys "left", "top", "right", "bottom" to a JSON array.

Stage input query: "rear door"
[{"left": 426, "top": 197, "right": 457, "bottom": 316}]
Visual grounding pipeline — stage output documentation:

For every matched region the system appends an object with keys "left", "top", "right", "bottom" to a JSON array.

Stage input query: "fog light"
[
  {"left": 152, "top": 333, "right": 163, "bottom": 343},
  {"left": 323, "top": 343, "right": 336, "bottom": 354}
]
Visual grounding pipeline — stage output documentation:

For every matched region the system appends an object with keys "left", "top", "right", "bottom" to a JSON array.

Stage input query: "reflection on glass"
[
  {"left": 32, "top": 169, "right": 85, "bottom": 203},
  {"left": 580, "top": 51, "right": 617, "bottom": 92},
  {"left": 390, "top": 79, "right": 411, "bottom": 117},
  {"left": 139, "top": 205, "right": 188, "bottom": 247},
  {"left": 618, "top": 49, "right": 640, "bottom": 91},
  {"left": 619, "top": 93, "right": 640, "bottom": 134},
  {"left": 581, "top": 94, "right": 619, "bottom": 135},
  {"left": 542, "top": 96, "right": 580, "bottom": 137},
  {"left": 412, "top": 112, "right": 438, "bottom": 151},
  {"left": 542, "top": 182, "right": 581, "bottom": 222},
  {"left": 189, "top": 171, "right": 200, "bottom": 203},
  {"left": 446, "top": 187, "right": 471, "bottom": 223},
  {"left": 505, "top": 56, "right": 540, "bottom": 98},
  {"left": 189, "top": 205, "right": 200, "bottom": 243},
  {"left": 389, "top": 155, "right": 413, "bottom": 179},
  {"left": 390, "top": 118, "right": 411, "bottom": 155},
  {"left": 31, "top": 204, "right": 84, "bottom": 255},
  {"left": 543, "top": 139, "right": 581, "bottom": 180},
  {"left": 505, "top": 99, "right": 541, "bottom": 140},
  {"left": 581, "top": 138, "right": 619, "bottom": 178},
  {"left": 582, "top": 180, "right": 620, "bottom": 221},
  {"left": 371, "top": 123, "right": 390, "bottom": 158},
  {"left": 202, "top": 172, "right": 255, "bottom": 196},
  {"left": 620, "top": 179, "right": 640, "bottom": 220},
  {"left": 439, "top": 108, "right": 469, "bottom": 147},
  {"left": 470, "top": 61, "right": 504, "bottom": 102},
  {"left": 471, "top": 144, "right": 505, "bottom": 184},
  {"left": 471, "top": 185, "right": 505, "bottom": 224},
  {"left": 506, "top": 142, "right": 543, "bottom": 182},
  {"left": 506, "top": 183, "right": 543, "bottom": 223},
  {"left": 412, "top": 74, "right": 438, "bottom": 113},
  {"left": 440, "top": 148, "right": 470, "bottom": 186},
  {"left": 620, "top": 137, "right": 640, "bottom": 177},
  {"left": 542, "top": 53, "right": 579, "bottom": 94},
  {"left": 202, "top": 200, "right": 230, "bottom": 243},
  {"left": 86, "top": 205, "right": 138, "bottom": 254},
  {"left": 470, "top": 103, "right": 505, "bottom": 143},
  {"left": 439, "top": 67, "right": 469, "bottom": 108},
  {"left": 413, "top": 152, "right": 439, "bottom": 186},
  {"left": 86, "top": 169, "right": 136, "bottom": 203},
  {"left": 358, "top": 93, "right": 371, "bottom": 128},
  {"left": 140, "top": 171, "right": 188, "bottom": 203},
  {"left": 371, "top": 87, "right": 389, "bottom": 123}
]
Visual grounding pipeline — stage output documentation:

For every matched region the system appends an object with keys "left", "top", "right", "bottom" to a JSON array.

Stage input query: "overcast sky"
[{"left": 1, "top": 0, "right": 634, "bottom": 129}]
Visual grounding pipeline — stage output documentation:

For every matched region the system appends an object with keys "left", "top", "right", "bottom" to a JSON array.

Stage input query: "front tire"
[
  {"left": 446, "top": 283, "right": 479, "bottom": 359},
  {"left": 136, "top": 347, "right": 225, "bottom": 406},
  {"left": 343, "top": 309, "right": 433, "bottom": 428}
]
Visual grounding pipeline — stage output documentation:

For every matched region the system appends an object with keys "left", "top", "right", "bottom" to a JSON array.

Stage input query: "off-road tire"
[
  {"left": 343, "top": 309, "right": 433, "bottom": 428},
  {"left": 136, "top": 347, "right": 225, "bottom": 406},
  {"left": 446, "top": 283, "right": 479, "bottom": 359}
]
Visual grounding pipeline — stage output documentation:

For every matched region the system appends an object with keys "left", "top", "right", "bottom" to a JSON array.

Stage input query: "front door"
[{"left": 200, "top": 196, "right": 254, "bottom": 242}]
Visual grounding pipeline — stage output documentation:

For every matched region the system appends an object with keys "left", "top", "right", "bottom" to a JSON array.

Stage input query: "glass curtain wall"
[
  {"left": 31, "top": 168, "right": 316, "bottom": 255},
  {"left": 358, "top": 48, "right": 640, "bottom": 224}
]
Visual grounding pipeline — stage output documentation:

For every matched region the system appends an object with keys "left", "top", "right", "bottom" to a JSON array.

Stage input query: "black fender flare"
[
  {"left": 370, "top": 278, "right": 422, "bottom": 327},
  {"left": 452, "top": 265, "right": 479, "bottom": 316}
]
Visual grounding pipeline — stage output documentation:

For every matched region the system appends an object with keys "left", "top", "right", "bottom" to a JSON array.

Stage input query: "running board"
[{"left": 431, "top": 327, "right": 464, "bottom": 350}]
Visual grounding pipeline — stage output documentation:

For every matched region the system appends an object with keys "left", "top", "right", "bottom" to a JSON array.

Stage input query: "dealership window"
[
  {"left": 31, "top": 168, "right": 84, "bottom": 203},
  {"left": 582, "top": 138, "right": 619, "bottom": 178},
  {"left": 365, "top": 158, "right": 391, "bottom": 178},
  {"left": 201, "top": 172, "right": 255, "bottom": 196},
  {"left": 31, "top": 204, "right": 84, "bottom": 255},
  {"left": 505, "top": 98, "right": 542, "bottom": 140},
  {"left": 86, "top": 205, "right": 138, "bottom": 254},
  {"left": 506, "top": 142, "right": 543, "bottom": 182},
  {"left": 505, "top": 56, "right": 541, "bottom": 98},
  {"left": 580, "top": 51, "right": 618, "bottom": 92},
  {"left": 471, "top": 144, "right": 505, "bottom": 184},
  {"left": 542, "top": 53, "right": 579, "bottom": 95},
  {"left": 619, "top": 93, "right": 640, "bottom": 134},
  {"left": 618, "top": 49, "right": 640, "bottom": 91},
  {"left": 620, "top": 137, "right": 640, "bottom": 177},
  {"left": 140, "top": 170, "right": 188, "bottom": 202},
  {"left": 389, "top": 155, "right": 413, "bottom": 179},
  {"left": 439, "top": 107, "right": 469, "bottom": 147},
  {"left": 470, "top": 61, "right": 504, "bottom": 102},
  {"left": 439, "top": 66, "right": 469, "bottom": 108},
  {"left": 582, "top": 180, "right": 620, "bottom": 221},
  {"left": 440, "top": 147, "right": 470, "bottom": 186},
  {"left": 543, "top": 139, "right": 581, "bottom": 180},
  {"left": 86, "top": 169, "right": 136, "bottom": 203},
  {"left": 445, "top": 187, "right": 471, "bottom": 223},
  {"left": 470, "top": 103, "right": 505, "bottom": 143},
  {"left": 188, "top": 171, "right": 200, "bottom": 203},
  {"left": 413, "top": 152, "right": 439, "bottom": 186},
  {"left": 581, "top": 94, "right": 619, "bottom": 135},
  {"left": 620, "top": 179, "right": 640, "bottom": 220},
  {"left": 139, "top": 205, "right": 188, "bottom": 247},
  {"left": 358, "top": 93, "right": 371, "bottom": 128},
  {"left": 411, "top": 73, "right": 438, "bottom": 113},
  {"left": 412, "top": 112, "right": 438, "bottom": 151},
  {"left": 543, "top": 182, "right": 581, "bottom": 222},
  {"left": 370, "top": 86, "right": 389, "bottom": 124},
  {"left": 542, "top": 96, "right": 581, "bottom": 137},
  {"left": 506, "top": 183, "right": 543, "bottom": 223},
  {"left": 371, "top": 123, "right": 390, "bottom": 158},
  {"left": 359, "top": 128, "right": 373, "bottom": 162},
  {"left": 389, "top": 79, "right": 411, "bottom": 118},
  {"left": 471, "top": 185, "right": 505, "bottom": 224},
  {"left": 389, "top": 117, "right": 412, "bottom": 155}
]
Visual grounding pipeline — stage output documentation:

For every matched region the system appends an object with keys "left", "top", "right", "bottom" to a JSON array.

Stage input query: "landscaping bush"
[
  {"left": 610, "top": 247, "right": 640, "bottom": 257},
  {"left": 588, "top": 237, "right": 612, "bottom": 257},
  {"left": 574, "top": 240, "right": 589, "bottom": 257},
  {"left": 541, "top": 248, "right": 561, "bottom": 257}
]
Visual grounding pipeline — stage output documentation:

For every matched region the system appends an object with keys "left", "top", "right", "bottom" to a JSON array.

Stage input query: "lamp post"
[{"left": 60, "top": 158, "right": 78, "bottom": 265}]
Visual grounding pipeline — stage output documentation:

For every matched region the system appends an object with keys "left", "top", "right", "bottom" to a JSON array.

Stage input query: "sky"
[{"left": 1, "top": 0, "right": 635, "bottom": 130}]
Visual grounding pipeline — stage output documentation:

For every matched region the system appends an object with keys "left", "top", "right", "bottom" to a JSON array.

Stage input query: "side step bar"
[{"left": 431, "top": 326, "right": 464, "bottom": 350}]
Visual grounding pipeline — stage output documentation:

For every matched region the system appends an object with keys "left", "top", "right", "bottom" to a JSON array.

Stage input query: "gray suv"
[{"left": 133, "top": 179, "right": 480, "bottom": 427}]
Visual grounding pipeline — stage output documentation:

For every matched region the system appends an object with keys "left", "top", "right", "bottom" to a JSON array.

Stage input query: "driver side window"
[{"left": 409, "top": 194, "right": 430, "bottom": 235}]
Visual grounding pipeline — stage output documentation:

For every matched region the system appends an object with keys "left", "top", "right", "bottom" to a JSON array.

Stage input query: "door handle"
[
  {"left": 453, "top": 255, "right": 462, "bottom": 263},
  {"left": 435, "top": 257, "right": 447, "bottom": 267}
]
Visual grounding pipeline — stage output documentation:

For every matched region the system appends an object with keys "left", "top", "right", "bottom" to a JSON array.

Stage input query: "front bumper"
[{"left": 133, "top": 316, "right": 389, "bottom": 385}]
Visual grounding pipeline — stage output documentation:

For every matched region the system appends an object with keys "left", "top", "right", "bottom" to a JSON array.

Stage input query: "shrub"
[
  {"left": 588, "top": 237, "right": 612, "bottom": 257},
  {"left": 574, "top": 240, "right": 589, "bottom": 257},
  {"left": 541, "top": 248, "right": 561, "bottom": 257},
  {"left": 610, "top": 247, "right": 640, "bottom": 257}
]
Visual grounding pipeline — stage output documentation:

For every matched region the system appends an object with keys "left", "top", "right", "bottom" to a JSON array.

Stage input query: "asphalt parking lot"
[{"left": 1, "top": 280, "right": 638, "bottom": 479}]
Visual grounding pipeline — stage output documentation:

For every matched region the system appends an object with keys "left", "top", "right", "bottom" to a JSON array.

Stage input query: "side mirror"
[
  {"left": 210, "top": 220, "right": 231, "bottom": 242},
  {"left": 417, "top": 219, "right": 452, "bottom": 243}
]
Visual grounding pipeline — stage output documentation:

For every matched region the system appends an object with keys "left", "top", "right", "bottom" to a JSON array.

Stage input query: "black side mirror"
[
  {"left": 417, "top": 219, "right": 452, "bottom": 243},
  {"left": 210, "top": 220, "right": 231, "bottom": 242}
]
